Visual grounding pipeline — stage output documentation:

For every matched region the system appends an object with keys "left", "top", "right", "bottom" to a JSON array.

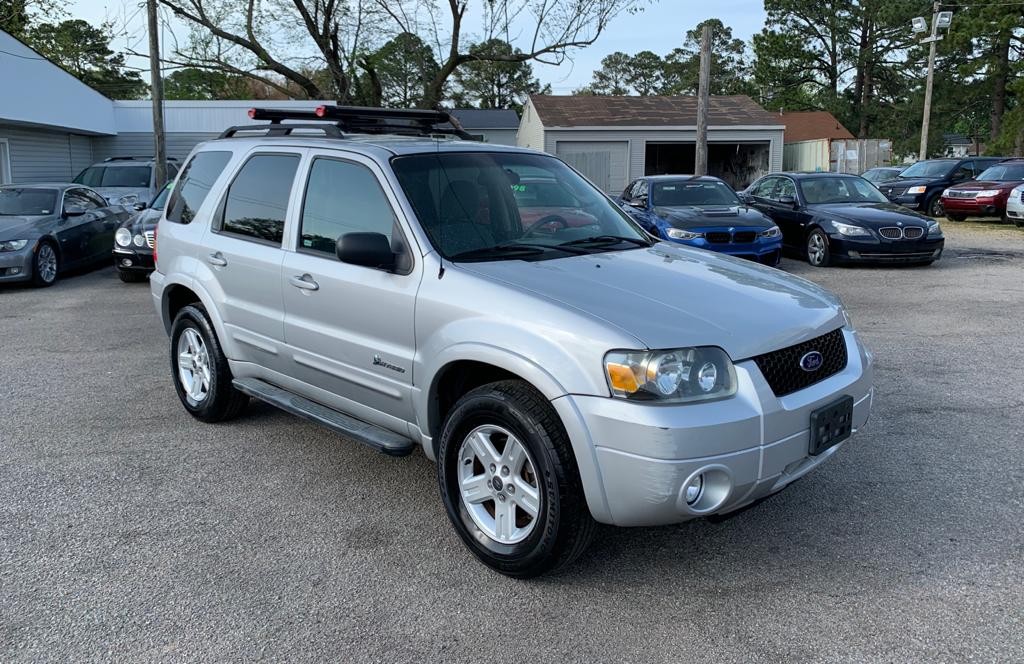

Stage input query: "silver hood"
[{"left": 460, "top": 243, "right": 845, "bottom": 360}]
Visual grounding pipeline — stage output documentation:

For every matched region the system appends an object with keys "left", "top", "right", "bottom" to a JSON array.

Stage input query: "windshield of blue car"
[
  {"left": 391, "top": 151, "right": 649, "bottom": 261},
  {"left": 898, "top": 160, "right": 956, "bottom": 178},
  {"left": 74, "top": 165, "right": 151, "bottom": 188},
  {"left": 0, "top": 188, "right": 58, "bottom": 216},
  {"left": 976, "top": 164, "right": 1024, "bottom": 181},
  {"left": 800, "top": 177, "right": 889, "bottom": 205},
  {"left": 651, "top": 180, "right": 740, "bottom": 207}
]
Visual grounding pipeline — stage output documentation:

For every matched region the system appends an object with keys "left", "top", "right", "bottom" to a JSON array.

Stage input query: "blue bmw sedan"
[{"left": 618, "top": 175, "right": 782, "bottom": 266}]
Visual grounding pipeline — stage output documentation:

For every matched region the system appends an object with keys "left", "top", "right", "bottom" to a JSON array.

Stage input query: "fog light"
[
  {"left": 8, "top": 267, "right": 21, "bottom": 275},
  {"left": 121, "top": 259, "right": 133, "bottom": 267},
  {"left": 684, "top": 474, "right": 704, "bottom": 505}
]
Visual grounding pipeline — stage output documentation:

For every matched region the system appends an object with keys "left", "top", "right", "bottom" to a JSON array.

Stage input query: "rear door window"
[
  {"left": 217, "top": 153, "right": 300, "bottom": 245},
  {"left": 166, "top": 151, "right": 232, "bottom": 224}
]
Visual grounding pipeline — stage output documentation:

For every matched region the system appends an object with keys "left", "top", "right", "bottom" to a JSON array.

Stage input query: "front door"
[
  {"left": 197, "top": 150, "right": 302, "bottom": 373},
  {"left": 281, "top": 153, "right": 419, "bottom": 427}
]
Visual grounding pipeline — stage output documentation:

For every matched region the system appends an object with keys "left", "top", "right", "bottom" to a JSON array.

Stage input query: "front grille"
[
  {"left": 144, "top": 230, "right": 156, "bottom": 249},
  {"left": 856, "top": 251, "right": 936, "bottom": 262},
  {"left": 879, "top": 227, "right": 903, "bottom": 239},
  {"left": 752, "top": 328, "right": 848, "bottom": 397},
  {"left": 903, "top": 227, "right": 924, "bottom": 239},
  {"left": 946, "top": 190, "right": 977, "bottom": 199},
  {"left": 706, "top": 231, "right": 731, "bottom": 244},
  {"left": 733, "top": 231, "right": 756, "bottom": 243}
]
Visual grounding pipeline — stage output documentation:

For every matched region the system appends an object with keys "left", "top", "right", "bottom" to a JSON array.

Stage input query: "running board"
[{"left": 232, "top": 377, "right": 416, "bottom": 457}]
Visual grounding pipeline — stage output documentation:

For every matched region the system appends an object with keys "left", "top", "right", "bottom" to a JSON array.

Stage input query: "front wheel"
[
  {"left": 169, "top": 304, "right": 248, "bottom": 422},
  {"left": 437, "top": 380, "right": 595, "bottom": 578},
  {"left": 926, "top": 194, "right": 944, "bottom": 218},
  {"left": 806, "top": 229, "right": 832, "bottom": 267},
  {"left": 31, "top": 242, "right": 59, "bottom": 287}
]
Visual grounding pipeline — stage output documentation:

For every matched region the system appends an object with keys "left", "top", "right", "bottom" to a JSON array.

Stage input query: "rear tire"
[
  {"left": 946, "top": 213, "right": 966, "bottom": 222},
  {"left": 169, "top": 304, "right": 248, "bottom": 422},
  {"left": 437, "top": 380, "right": 595, "bottom": 578},
  {"left": 31, "top": 241, "right": 59, "bottom": 288},
  {"left": 118, "top": 269, "right": 148, "bottom": 283},
  {"left": 806, "top": 229, "right": 832, "bottom": 267}
]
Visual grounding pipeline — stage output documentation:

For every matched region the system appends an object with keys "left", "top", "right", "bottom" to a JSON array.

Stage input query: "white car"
[{"left": 1006, "top": 184, "right": 1024, "bottom": 227}]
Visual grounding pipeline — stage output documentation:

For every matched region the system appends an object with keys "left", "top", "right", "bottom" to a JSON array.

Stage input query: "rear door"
[
  {"left": 197, "top": 150, "right": 303, "bottom": 373},
  {"left": 281, "top": 152, "right": 420, "bottom": 426}
]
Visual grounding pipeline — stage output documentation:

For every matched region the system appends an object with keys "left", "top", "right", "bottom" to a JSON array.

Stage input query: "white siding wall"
[
  {"left": 555, "top": 141, "right": 629, "bottom": 193},
  {"left": 475, "top": 128, "right": 517, "bottom": 145},
  {"left": 0, "top": 124, "right": 95, "bottom": 183},
  {"left": 516, "top": 100, "right": 546, "bottom": 151},
  {"left": 783, "top": 139, "right": 830, "bottom": 172},
  {"left": 92, "top": 132, "right": 219, "bottom": 163}
]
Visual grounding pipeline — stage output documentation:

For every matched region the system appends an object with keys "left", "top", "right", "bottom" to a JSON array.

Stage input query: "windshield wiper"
[
  {"left": 560, "top": 235, "right": 652, "bottom": 248},
  {"left": 448, "top": 243, "right": 549, "bottom": 261}
]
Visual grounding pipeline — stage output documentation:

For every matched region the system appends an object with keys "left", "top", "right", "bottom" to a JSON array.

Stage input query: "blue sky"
[{"left": 70, "top": 0, "right": 769, "bottom": 93}]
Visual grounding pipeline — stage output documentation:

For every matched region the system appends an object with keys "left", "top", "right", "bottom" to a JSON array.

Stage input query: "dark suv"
[{"left": 877, "top": 157, "right": 1006, "bottom": 217}]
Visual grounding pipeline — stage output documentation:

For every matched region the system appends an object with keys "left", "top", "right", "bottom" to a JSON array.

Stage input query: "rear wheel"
[
  {"left": 946, "top": 213, "right": 967, "bottom": 222},
  {"left": 806, "top": 229, "right": 832, "bottom": 267},
  {"left": 925, "top": 193, "right": 944, "bottom": 218},
  {"left": 437, "top": 380, "right": 595, "bottom": 578},
  {"left": 31, "top": 241, "right": 59, "bottom": 287},
  {"left": 169, "top": 304, "right": 248, "bottom": 422}
]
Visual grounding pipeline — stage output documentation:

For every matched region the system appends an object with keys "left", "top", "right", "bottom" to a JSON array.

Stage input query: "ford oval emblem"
[{"left": 800, "top": 351, "right": 824, "bottom": 372}]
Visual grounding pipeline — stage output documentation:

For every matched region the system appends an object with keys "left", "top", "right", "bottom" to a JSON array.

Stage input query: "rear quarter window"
[{"left": 166, "top": 151, "right": 233, "bottom": 224}]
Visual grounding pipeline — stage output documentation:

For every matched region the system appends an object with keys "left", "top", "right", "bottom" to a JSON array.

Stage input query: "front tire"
[
  {"left": 31, "top": 241, "right": 59, "bottom": 287},
  {"left": 806, "top": 229, "right": 832, "bottom": 267},
  {"left": 926, "top": 193, "right": 944, "bottom": 218},
  {"left": 169, "top": 304, "right": 248, "bottom": 422},
  {"left": 437, "top": 380, "right": 595, "bottom": 578}
]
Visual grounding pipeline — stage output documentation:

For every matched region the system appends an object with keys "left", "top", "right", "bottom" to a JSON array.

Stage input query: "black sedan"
[
  {"left": 112, "top": 182, "right": 170, "bottom": 282},
  {"left": 742, "top": 173, "right": 945, "bottom": 267}
]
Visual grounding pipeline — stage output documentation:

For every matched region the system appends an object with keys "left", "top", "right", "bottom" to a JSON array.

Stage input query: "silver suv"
[
  {"left": 73, "top": 156, "right": 179, "bottom": 207},
  {"left": 151, "top": 107, "right": 873, "bottom": 577}
]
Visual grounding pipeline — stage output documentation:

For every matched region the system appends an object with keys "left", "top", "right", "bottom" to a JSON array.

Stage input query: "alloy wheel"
[
  {"left": 457, "top": 424, "right": 541, "bottom": 544},
  {"left": 37, "top": 244, "right": 57, "bottom": 283},
  {"left": 807, "top": 232, "right": 827, "bottom": 266},
  {"left": 176, "top": 327, "right": 212, "bottom": 402}
]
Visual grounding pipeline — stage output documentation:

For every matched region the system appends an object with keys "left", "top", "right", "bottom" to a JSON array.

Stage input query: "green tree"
[
  {"left": 164, "top": 67, "right": 249, "bottom": 99},
  {"left": 360, "top": 32, "right": 439, "bottom": 108},
  {"left": 454, "top": 39, "right": 546, "bottom": 111},
  {"left": 629, "top": 50, "right": 664, "bottom": 95},
  {"left": 28, "top": 19, "right": 147, "bottom": 98},
  {"left": 662, "top": 19, "right": 752, "bottom": 96},
  {"left": 589, "top": 51, "right": 632, "bottom": 95}
]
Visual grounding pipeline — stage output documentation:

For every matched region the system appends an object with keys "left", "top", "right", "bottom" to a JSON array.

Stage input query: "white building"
[{"left": 517, "top": 94, "right": 785, "bottom": 193}]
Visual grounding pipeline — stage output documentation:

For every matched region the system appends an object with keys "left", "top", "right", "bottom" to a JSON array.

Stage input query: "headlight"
[
  {"left": 831, "top": 220, "right": 872, "bottom": 237},
  {"left": 666, "top": 228, "right": 704, "bottom": 240},
  {"left": 133, "top": 234, "right": 146, "bottom": 247},
  {"left": 759, "top": 225, "right": 781, "bottom": 238},
  {"left": 942, "top": 189, "right": 952, "bottom": 197},
  {"left": 605, "top": 347, "right": 736, "bottom": 403},
  {"left": 1009, "top": 188, "right": 1022, "bottom": 199},
  {"left": 115, "top": 228, "right": 132, "bottom": 247},
  {"left": 906, "top": 186, "right": 927, "bottom": 194},
  {"left": 974, "top": 190, "right": 1001, "bottom": 197},
  {"left": 928, "top": 221, "right": 942, "bottom": 237},
  {"left": 0, "top": 239, "right": 28, "bottom": 252}
]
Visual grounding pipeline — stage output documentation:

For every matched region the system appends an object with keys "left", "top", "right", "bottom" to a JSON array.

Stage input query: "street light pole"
[{"left": 918, "top": 2, "right": 942, "bottom": 160}]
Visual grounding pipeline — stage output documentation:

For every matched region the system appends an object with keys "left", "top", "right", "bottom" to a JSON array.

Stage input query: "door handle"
[
  {"left": 207, "top": 252, "right": 227, "bottom": 267},
  {"left": 289, "top": 274, "right": 319, "bottom": 291}
]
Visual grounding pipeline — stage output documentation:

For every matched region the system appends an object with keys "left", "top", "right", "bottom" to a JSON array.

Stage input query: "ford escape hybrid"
[{"left": 151, "top": 107, "right": 874, "bottom": 578}]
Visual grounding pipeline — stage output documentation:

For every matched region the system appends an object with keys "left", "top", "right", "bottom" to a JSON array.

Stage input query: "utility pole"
[
  {"left": 147, "top": 0, "right": 167, "bottom": 190},
  {"left": 695, "top": 23, "right": 711, "bottom": 176},
  {"left": 918, "top": 2, "right": 943, "bottom": 161}
]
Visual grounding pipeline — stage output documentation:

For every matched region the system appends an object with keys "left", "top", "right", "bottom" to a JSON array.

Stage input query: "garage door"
[{"left": 556, "top": 141, "right": 628, "bottom": 194}]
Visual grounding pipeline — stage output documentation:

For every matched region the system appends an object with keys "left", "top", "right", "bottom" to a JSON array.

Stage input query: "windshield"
[
  {"left": 0, "top": 188, "right": 58, "bottom": 216},
  {"left": 391, "top": 151, "right": 650, "bottom": 261},
  {"left": 899, "top": 160, "right": 955, "bottom": 179},
  {"left": 74, "top": 165, "right": 151, "bottom": 188},
  {"left": 150, "top": 182, "right": 172, "bottom": 210},
  {"left": 800, "top": 177, "right": 889, "bottom": 205},
  {"left": 651, "top": 180, "right": 740, "bottom": 206},
  {"left": 976, "top": 164, "right": 1024, "bottom": 181}
]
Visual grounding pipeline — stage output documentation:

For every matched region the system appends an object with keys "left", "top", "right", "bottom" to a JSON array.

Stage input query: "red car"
[{"left": 941, "top": 159, "right": 1024, "bottom": 221}]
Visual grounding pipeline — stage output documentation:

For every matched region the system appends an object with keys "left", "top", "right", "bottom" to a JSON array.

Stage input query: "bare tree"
[{"left": 159, "top": 0, "right": 645, "bottom": 106}]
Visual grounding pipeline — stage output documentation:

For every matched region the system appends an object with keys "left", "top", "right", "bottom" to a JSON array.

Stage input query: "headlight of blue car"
[
  {"left": 0, "top": 239, "right": 28, "bottom": 252},
  {"left": 666, "top": 228, "right": 704, "bottom": 240},
  {"left": 759, "top": 225, "right": 781, "bottom": 238},
  {"left": 605, "top": 347, "right": 737, "bottom": 403}
]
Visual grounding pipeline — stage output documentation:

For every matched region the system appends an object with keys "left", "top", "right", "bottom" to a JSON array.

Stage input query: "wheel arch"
[{"left": 159, "top": 279, "right": 229, "bottom": 358}]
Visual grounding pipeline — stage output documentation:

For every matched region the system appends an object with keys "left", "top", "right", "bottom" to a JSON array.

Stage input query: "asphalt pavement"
[{"left": 1, "top": 222, "right": 1022, "bottom": 662}]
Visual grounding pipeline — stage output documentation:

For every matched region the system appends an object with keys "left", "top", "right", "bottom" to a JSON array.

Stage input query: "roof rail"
[
  {"left": 103, "top": 155, "right": 179, "bottom": 162},
  {"left": 218, "top": 123, "right": 344, "bottom": 139},
  {"left": 227, "top": 105, "right": 477, "bottom": 141}
]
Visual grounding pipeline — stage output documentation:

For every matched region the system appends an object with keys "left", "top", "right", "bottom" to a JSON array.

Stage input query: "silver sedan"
[{"left": 0, "top": 183, "right": 130, "bottom": 287}]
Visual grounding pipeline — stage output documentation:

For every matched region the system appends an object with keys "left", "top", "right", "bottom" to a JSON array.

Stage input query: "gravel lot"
[{"left": 1, "top": 222, "right": 1022, "bottom": 663}]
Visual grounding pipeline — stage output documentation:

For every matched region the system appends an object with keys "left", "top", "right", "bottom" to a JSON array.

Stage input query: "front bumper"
[
  {"left": 0, "top": 244, "right": 36, "bottom": 283},
  {"left": 666, "top": 236, "right": 783, "bottom": 266},
  {"left": 887, "top": 193, "right": 925, "bottom": 210},
  {"left": 941, "top": 196, "right": 1005, "bottom": 217},
  {"left": 830, "top": 235, "right": 944, "bottom": 264},
  {"left": 554, "top": 328, "right": 873, "bottom": 527},
  {"left": 113, "top": 247, "right": 155, "bottom": 272}
]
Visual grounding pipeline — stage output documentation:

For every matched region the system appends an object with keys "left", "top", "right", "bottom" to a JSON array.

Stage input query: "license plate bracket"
[{"left": 809, "top": 396, "right": 854, "bottom": 456}]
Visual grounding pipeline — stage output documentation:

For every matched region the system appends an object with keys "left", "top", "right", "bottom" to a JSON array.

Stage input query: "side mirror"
[
  {"left": 737, "top": 192, "right": 752, "bottom": 203},
  {"left": 63, "top": 204, "right": 86, "bottom": 217},
  {"left": 336, "top": 232, "right": 396, "bottom": 271},
  {"left": 778, "top": 195, "right": 797, "bottom": 207},
  {"left": 629, "top": 197, "right": 648, "bottom": 208},
  {"left": 134, "top": 202, "right": 148, "bottom": 211}
]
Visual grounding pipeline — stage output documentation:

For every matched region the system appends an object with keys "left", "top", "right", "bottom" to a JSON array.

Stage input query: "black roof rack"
[
  {"left": 103, "top": 155, "right": 179, "bottom": 162},
  {"left": 218, "top": 105, "right": 477, "bottom": 141}
]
